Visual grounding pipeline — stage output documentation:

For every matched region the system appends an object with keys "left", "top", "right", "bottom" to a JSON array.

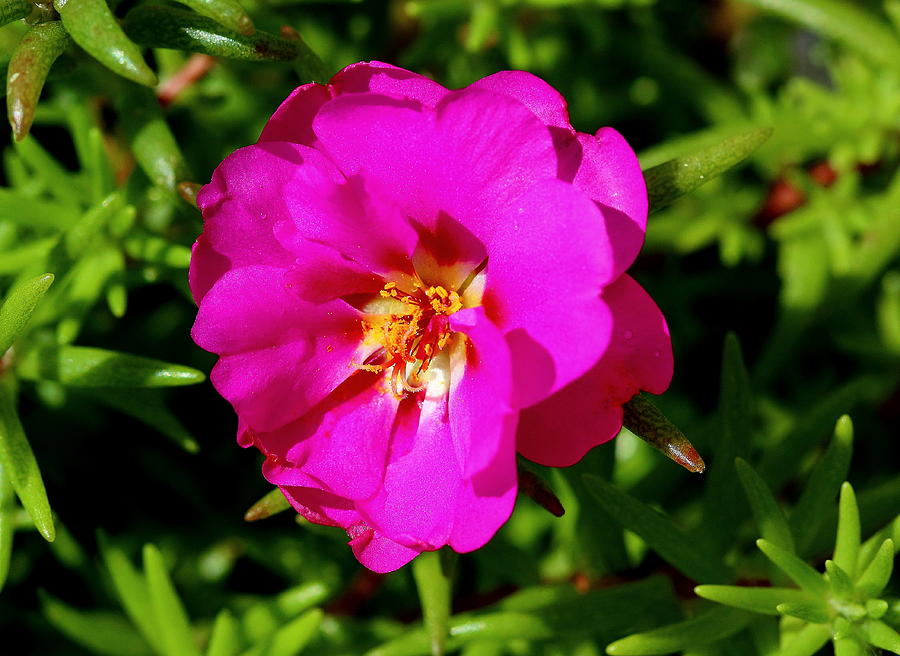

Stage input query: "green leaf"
[
  {"left": 117, "top": 86, "right": 193, "bottom": 192},
  {"left": 775, "top": 622, "right": 831, "bottom": 656},
  {"left": 54, "top": 0, "right": 157, "bottom": 86},
  {"left": 177, "top": 0, "right": 254, "bottom": 35},
  {"left": 206, "top": 609, "right": 241, "bottom": 656},
  {"left": 862, "top": 620, "right": 900, "bottom": 654},
  {"left": 98, "top": 535, "right": 166, "bottom": 655},
  {"left": 0, "top": 461, "right": 15, "bottom": 591},
  {"left": 0, "top": 375, "right": 54, "bottom": 541},
  {"left": 244, "top": 487, "right": 291, "bottom": 522},
  {"left": 143, "top": 543, "right": 202, "bottom": 656},
  {"left": 42, "top": 593, "right": 153, "bottom": 656},
  {"left": 0, "top": 190, "right": 80, "bottom": 230},
  {"left": 14, "top": 134, "right": 83, "bottom": 208},
  {"left": 123, "top": 234, "right": 192, "bottom": 268},
  {"left": 584, "top": 474, "right": 729, "bottom": 583},
  {"left": 739, "top": 0, "right": 900, "bottom": 71},
  {"left": 605, "top": 607, "right": 753, "bottom": 655},
  {"left": 791, "top": 415, "right": 854, "bottom": 556},
  {"left": 0, "top": 272, "right": 54, "bottom": 355},
  {"left": 643, "top": 127, "right": 772, "bottom": 213},
  {"left": 5, "top": 21, "right": 71, "bottom": 141},
  {"left": 824, "top": 560, "right": 854, "bottom": 598},
  {"left": 776, "top": 600, "right": 830, "bottom": 624},
  {"left": 621, "top": 394, "right": 705, "bottom": 473},
  {"left": 265, "top": 608, "right": 323, "bottom": 656},
  {"left": 756, "top": 540, "right": 828, "bottom": 596},
  {"left": 86, "top": 388, "right": 200, "bottom": 453},
  {"left": 855, "top": 539, "right": 894, "bottom": 597},
  {"left": 17, "top": 345, "right": 205, "bottom": 388},
  {"left": 0, "top": 0, "right": 31, "bottom": 27},
  {"left": 735, "top": 457, "right": 795, "bottom": 552},
  {"left": 834, "top": 482, "right": 861, "bottom": 578},
  {"left": 857, "top": 515, "right": 899, "bottom": 572},
  {"left": 125, "top": 5, "right": 301, "bottom": 61},
  {"left": 833, "top": 636, "right": 866, "bottom": 656},
  {"left": 694, "top": 585, "right": 816, "bottom": 616},
  {"left": 412, "top": 550, "right": 454, "bottom": 656},
  {"left": 704, "top": 333, "right": 753, "bottom": 552}
]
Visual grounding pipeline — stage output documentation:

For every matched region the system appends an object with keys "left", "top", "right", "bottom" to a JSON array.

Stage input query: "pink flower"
[{"left": 190, "top": 62, "right": 673, "bottom": 572}]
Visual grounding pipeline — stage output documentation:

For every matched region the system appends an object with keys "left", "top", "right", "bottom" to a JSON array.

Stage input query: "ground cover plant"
[{"left": 0, "top": 0, "right": 898, "bottom": 654}]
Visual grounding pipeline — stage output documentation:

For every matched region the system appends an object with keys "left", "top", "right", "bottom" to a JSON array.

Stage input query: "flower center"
[{"left": 358, "top": 280, "right": 462, "bottom": 396}]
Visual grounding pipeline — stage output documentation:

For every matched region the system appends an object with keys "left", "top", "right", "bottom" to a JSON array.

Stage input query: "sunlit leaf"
[
  {"left": 833, "top": 482, "right": 860, "bottom": 578},
  {"left": 0, "top": 375, "right": 54, "bottom": 541},
  {"left": 244, "top": 487, "right": 291, "bottom": 522},
  {"left": 54, "top": 0, "right": 157, "bottom": 86},
  {"left": 143, "top": 543, "right": 202, "bottom": 656},
  {"left": 776, "top": 600, "right": 829, "bottom": 624},
  {"left": 855, "top": 538, "right": 894, "bottom": 597},
  {"left": 605, "top": 606, "right": 753, "bottom": 655},
  {"left": 0, "top": 272, "right": 54, "bottom": 355},
  {"left": 756, "top": 539, "right": 828, "bottom": 595},
  {"left": 694, "top": 585, "right": 815, "bottom": 616}
]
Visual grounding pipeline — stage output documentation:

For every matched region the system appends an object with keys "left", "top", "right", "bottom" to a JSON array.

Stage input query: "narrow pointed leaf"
[
  {"left": 98, "top": 535, "right": 166, "bottom": 655},
  {"left": 736, "top": 457, "right": 795, "bottom": 552},
  {"left": 858, "top": 515, "right": 899, "bottom": 572},
  {"left": 777, "top": 600, "right": 830, "bottom": 624},
  {"left": 42, "top": 593, "right": 153, "bottom": 656},
  {"left": 6, "top": 21, "right": 71, "bottom": 141},
  {"left": 756, "top": 539, "right": 828, "bottom": 595},
  {"left": 206, "top": 609, "right": 241, "bottom": 656},
  {"left": 867, "top": 599, "right": 888, "bottom": 619},
  {"left": 643, "top": 126, "right": 772, "bottom": 212},
  {"left": 791, "top": 415, "right": 854, "bottom": 555},
  {"left": 825, "top": 560, "right": 854, "bottom": 597},
  {"left": 704, "top": 333, "right": 753, "bottom": 552},
  {"left": 117, "top": 86, "right": 192, "bottom": 192},
  {"left": 143, "top": 544, "right": 202, "bottom": 656},
  {"left": 0, "top": 190, "right": 80, "bottom": 230},
  {"left": 694, "top": 585, "right": 816, "bottom": 616},
  {"left": 862, "top": 620, "right": 900, "bottom": 654},
  {"left": 776, "top": 622, "right": 831, "bottom": 656},
  {"left": 0, "top": 272, "right": 54, "bottom": 355},
  {"left": 267, "top": 608, "right": 323, "bottom": 656},
  {"left": 125, "top": 5, "right": 301, "bottom": 61},
  {"left": 605, "top": 606, "right": 753, "bottom": 655},
  {"left": 176, "top": 0, "right": 254, "bottom": 35},
  {"left": 412, "top": 550, "right": 454, "bottom": 656},
  {"left": 0, "top": 461, "right": 14, "bottom": 591},
  {"left": 622, "top": 394, "right": 705, "bottom": 473},
  {"left": 517, "top": 458, "right": 564, "bottom": 516},
  {"left": 54, "top": 0, "right": 157, "bottom": 86},
  {"left": 856, "top": 539, "right": 894, "bottom": 597},
  {"left": 739, "top": 0, "right": 900, "bottom": 71},
  {"left": 244, "top": 487, "right": 291, "bottom": 522},
  {"left": 1, "top": 0, "right": 31, "bottom": 27},
  {"left": 87, "top": 388, "right": 199, "bottom": 453},
  {"left": 14, "top": 134, "right": 83, "bottom": 208},
  {"left": 17, "top": 345, "right": 205, "bottom": 388},
  {"left": 0, "top": 376, "right": 54, "bottom": 541},
  {"left": 834, "top": 482, "right": 860, "bottom": 578},
  {"left": 584, "top": 474, "right": 729, "bottom": 582}
]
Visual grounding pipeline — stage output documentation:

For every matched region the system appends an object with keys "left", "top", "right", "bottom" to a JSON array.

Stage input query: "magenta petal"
[
  {"left": 517, "top": 274, "right": 673, "bottom": 467},
  {"left": 284, "top": 241, "right": 384, "bottom": 303},
  {"left": 331, "top": 61, "right": 448, "bottom": 107},
  {"left": 467, "top": 70, "right": 572, "bottom": 130},
  {"left": 261, "top": 374, "right": 401, "bottom": 501},
  {"left": 560, "top": 128, "right": 648, "bottom": 278},
  {"left": 274, "top": 173, "right": 418, "bottom": 276},
  {"left": 312, "top": 89, "right": 556, "bottom": 225},
  {"left": 193, "top": 266, "right": 368, "bottom": 432},
  {"left": 191, "top": 142, "right": 344, "bottom": 303},
  {"left": 348, "top": 523, "right": 423, "bottom": 573},
  {"left": 258, "top": 83, "right": 332, "bottom": 145},
  {"left": 478, "top": 178, "right": 615, "bottom": 408}
]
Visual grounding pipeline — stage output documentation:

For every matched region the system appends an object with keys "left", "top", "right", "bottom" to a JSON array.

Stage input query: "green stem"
[{"left": 412, "top": 549, "right": 455, "bottom": 656}]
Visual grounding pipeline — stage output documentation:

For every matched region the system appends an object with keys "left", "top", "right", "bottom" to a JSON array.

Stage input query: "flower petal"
[
  {"left": 191, "top": 142, "right": 344, "bottom": 303},
  {"left": 476, "top": 178, "right": 616, "bottom": 408},
  {"left": 194, "top": 266, "right": 369, "bottom": 432},
  {"left": 260, "top": 373, "right": 403, "bottom": 502},
  {"left": 274, "top": 172, "right": 418, "bottom": 276},
  {"left": 258, "top": 62, "right": 448, "bottom": 147},
  {"left": 467, "top": 70, "right": 572, "bottom": 130},
  {"left": 559, "top": 128, "right": 648, "bottom": 278},
  {"left": 312, "top": 88, "right": 557, "bottom": 226},
  {"left": 516, "top": 274, "right": 673, "bottom": 467}
]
